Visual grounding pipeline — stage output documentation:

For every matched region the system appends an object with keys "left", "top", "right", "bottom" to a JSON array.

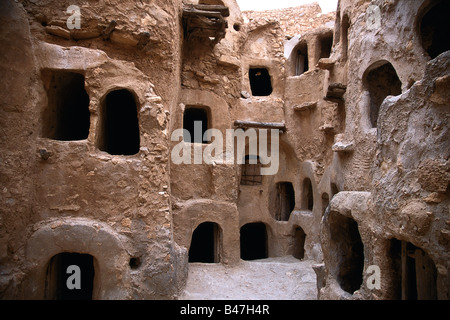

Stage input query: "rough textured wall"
[
  {"left": 318, "top": 0, "right": 450, "bottom": 300},
  {"left": 0, "top": 0, "right": 448, "bottom": 301},
  {"left": 242, "top": 3, "right": 335, "bottom": 38},
  {"left": 0, "top": 0, "right": 187, "bottom": 299}
]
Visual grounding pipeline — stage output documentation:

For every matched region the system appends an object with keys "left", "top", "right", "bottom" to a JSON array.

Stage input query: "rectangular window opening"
[
  {"left": 249, "top": 68, "right": 273, "bottom": 96},
  {"left": 41, "top": 70, "right": 90, "bottom": 141},
  {"left": 183, "top": 107, "right": 210, "bottom": 144}
]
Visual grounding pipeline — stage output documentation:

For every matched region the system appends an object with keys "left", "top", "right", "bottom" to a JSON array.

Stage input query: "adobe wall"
[
  {"left": 0, "top": 0, "right": 448, "bottom": 300},
  {"left": 0, "top": 0, "right": 187, "bottom": 299}
]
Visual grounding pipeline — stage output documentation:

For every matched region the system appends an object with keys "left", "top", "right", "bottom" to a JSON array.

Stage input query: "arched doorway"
[
  {"left": 189, "top": 222, "right": 222, "bottom": 263},
  {"left": 328, "top": 212, "right": 364, "bottom": 294},
  {"left": 45, "top": 252, "right": 95, "bottom": 300},
  {"left": 293, "top": 227, "right": 306, "bottom": 260}
]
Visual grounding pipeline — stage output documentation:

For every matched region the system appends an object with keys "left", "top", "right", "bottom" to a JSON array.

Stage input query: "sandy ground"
[{"left": 179, "top": 256, "right": 318, "bottom": 300}]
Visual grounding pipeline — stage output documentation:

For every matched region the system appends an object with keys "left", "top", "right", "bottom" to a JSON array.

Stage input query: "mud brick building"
[{"left": 0, "top": 0, "right": 448, "bottom": 300}]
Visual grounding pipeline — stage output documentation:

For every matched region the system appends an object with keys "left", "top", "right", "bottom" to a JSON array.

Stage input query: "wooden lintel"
[
  {"left": 234, "top": 120, "right": 286, "bottom": 132},
  {"left": 192, "top": 4, "right": 230, "bottom": 17},
  {"left": 183, "top": 8, "right": 224, "bottom": 19}
]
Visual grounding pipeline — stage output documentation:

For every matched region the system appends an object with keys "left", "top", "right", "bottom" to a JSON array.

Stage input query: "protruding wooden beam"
[
  {"left": 234, "top": 120, "right": 286, "bottom": 132},
  {"left": 192, "top": 4, "right": 230, "bottom": 17},
  {"left": 102, "top": 20, "right": 117, "bottom": 40},
  {"left": 137, "top": 32, "right": 150, "bottom": 49}
]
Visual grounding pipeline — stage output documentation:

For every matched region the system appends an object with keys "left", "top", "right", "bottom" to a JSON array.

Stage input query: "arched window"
[
  {"left": 364, "top": 62, "right": 402, "bottom": 128},
  {"left": 98, "top": 89, "right": 140, "bottom": 155},
  {"left": 273, "top": 182, "right": 295, "bottom": 221},
  {"left": 45, "top": 252, "right": 95, "bottom": 300},
  {"left": 41, "top": 70, "right": 90, "bottom": 141},
  {"left": 295, "top": 41, "right": 309, "bottom": 76},
  {"left": 419, "top": 0, "right": 450, "bottom": 59},
  {"left": 341, "top": 14, "right": 350, "bottom": 62},
  {"left": 240, "top": 223, "right": 268, "bottom": 260},
  {"left": 302, "top": 178, "right": 314, "bottom": 211},
  {"left": 189, "top": 222, "right": 222, "bottom": 263},
  {"left": 319, "top": 32, "right": 333, "bottom": 59}
]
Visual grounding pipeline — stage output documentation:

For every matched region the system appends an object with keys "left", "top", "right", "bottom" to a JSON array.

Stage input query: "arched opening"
[
  {"left": 183, "top": 106, "right": 210, "bottom": 144},
  {"left": 341, "top": 14, "right": 350, "bottom": 62},
  {"left": 295, "top": 41, "right": 309, "bottom": 75},
  {"left": 249, "top": 68, "right": 272, "bottom": 96},
  {"left": 41, "top": 70, "right": 90, "bottom": 141},
  {"left": 98, "top": 89, "right": 140, "bottom": 155},
  {"left": 240, "top": 155, "right": 262, "bottom": 185},
  {"left": 419, "top": 0, "right": 450, "bottom": 59},
  {"left": 272, "top": 182, "right": 295, "bottom": 221},
  {"left": 328, "top": 212, "right": 364, "bottom": 294},
  {"left": 302, "top": 178, "right": 314, "bottom": 211},
  {"left": 321, "top": 193, "right": 330, "bottom": 216},
  {"left": 364, "top": 62, "right": 402, "bottom": 128},
  {"left": 45, "top": 252, "right": 95, "bottom": 300},
  {"left": 390, "top": 239, "right": 437, "bottom": 300},
  {"left": 293, "top": 227, "right": 306, "bottom": 260},
  {"left": 319, "top": 32, "right": 333, "bottom": 59},
  {"left": 330, "top": 183, "right": 339, "bottom": 198},
  {"left": 240, "top": 223, "right": 268, "bottom": 260},
  {"left": 189, "top": 222, "right": 221, "bottom": 263}
]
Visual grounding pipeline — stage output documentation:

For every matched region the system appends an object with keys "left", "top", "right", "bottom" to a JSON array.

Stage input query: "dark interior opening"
[
  {"left": 98, "top": 89, "right": 140, "bottom": 155},
  {"left": 420, "top": 1, "right": 450, "bottom": 59},
  {"left": 273, "top": 182, "right": 295, "bottom": 221},
  {"left": 302, "top": 178, "right": 314, "bottom": 211},
  {"left": 241, "top": 155, "right": 262, "bottom": 185},
  {"left": 390, "top": 239, "right": 437, "bottom": 300},
  {"left": 328, "top": 212, "right": 364, "bottom": 294},
  {"left": 189, "top": 222, "right": 221, "bottom": 263},
  {"left": 330, "top": 183, "right": 339, "bottom": 198},
  {"left": 45, "top": 252, "right": 94, "bottom": 300},
  {"left": 129, "top": 257, "right": 141, "bottom": 269},
  {"left": 319, "top": 33, "right": 333, "bottom": 59},
  {"left": 293, "top": 227, "right": 306, "bottom": 260},
  {"left": 365, "top": 62, "right": 402, "bottom": 128},
  {"left": 183, "top": 107, "right": 209, "bottom": 143},
  {"left": 295, "top": 42, "right": 309, "bottom": 75},
  {"left": 240, "top": 223, "right": 268, "bottom": 260},
  {"left": 321, "top": 193, "right": 330, "bottom": 216},
  {"left": 341, "top": 14, "right": 350, "bottom": 61},
  {"left": 249, "top": 68, "right": 273, "bottom": 96},
  {"left": 41, "top": 70, "right": 90, "bottom": 141}
]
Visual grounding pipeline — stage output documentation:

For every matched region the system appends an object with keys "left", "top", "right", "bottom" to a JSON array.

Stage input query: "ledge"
[
  {"left": 234, "top": 120, "right": 286, "bottom": 132},
  {"left": 318, "top": 58, "right": 335, "bottom": 70},
  {"left": 332, "top": 141, "right": 354, "bottom": 153},
  {"left": 293, "top": 101, "right": 317, "bottom": 112}
]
